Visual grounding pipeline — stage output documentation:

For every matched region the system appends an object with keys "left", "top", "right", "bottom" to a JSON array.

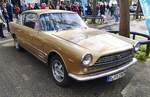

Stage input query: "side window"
[{"left": 23, "top": 13, "right": 38, "bottom": 29}]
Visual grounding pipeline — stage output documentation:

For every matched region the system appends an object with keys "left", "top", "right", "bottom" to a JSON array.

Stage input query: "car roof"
[{"left": 22, "top": 9, "right": 76, "bottom": 15}]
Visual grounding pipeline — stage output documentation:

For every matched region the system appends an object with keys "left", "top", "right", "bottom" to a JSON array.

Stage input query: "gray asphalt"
[{"left": 0, "top": 36, "right": 150, "bottom": 97}]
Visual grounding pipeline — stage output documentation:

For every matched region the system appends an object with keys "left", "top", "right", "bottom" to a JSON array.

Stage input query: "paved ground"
[
  {"left": 100, "top": 20, "right": 149, "bottom": 35},
  {"left": 0, "top": 20, "right": 150, "bottom": 97}
]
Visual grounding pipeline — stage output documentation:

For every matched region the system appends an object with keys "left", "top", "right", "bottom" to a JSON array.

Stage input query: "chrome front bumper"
[{"left": 68, "top": 58, "right": 137, "bottom": 81}]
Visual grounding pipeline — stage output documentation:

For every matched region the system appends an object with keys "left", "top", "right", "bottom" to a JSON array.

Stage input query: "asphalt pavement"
[{"left": 0, "top": 21, "right": 150, "bottom": 97}]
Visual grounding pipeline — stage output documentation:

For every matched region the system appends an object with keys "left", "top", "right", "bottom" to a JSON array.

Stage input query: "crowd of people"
[
  {"left": 0, "top": 0, "right": 120, "bottom": 38},
  {"left": 95, "top": 2, "right": 120, "bottom": 23},
  {"left": 19, "top": 1, "right": 83, "bottom": 16},
  {"left": 0, "top": 1, "right": 14, "bottom": 38}
]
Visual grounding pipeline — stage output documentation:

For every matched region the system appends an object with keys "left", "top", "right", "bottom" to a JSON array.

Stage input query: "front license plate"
[{"left": 107, "top": 71, "right": 125, "bottom": 82}]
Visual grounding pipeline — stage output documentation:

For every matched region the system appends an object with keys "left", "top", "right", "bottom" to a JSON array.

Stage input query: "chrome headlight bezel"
[{"left": 81, "top": 54, "right": 93, "bottom": 66}]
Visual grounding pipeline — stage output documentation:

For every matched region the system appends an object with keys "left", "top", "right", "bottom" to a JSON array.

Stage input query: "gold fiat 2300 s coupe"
[{"left": 9, "top": 10, "right": 139, "bottom": 86}]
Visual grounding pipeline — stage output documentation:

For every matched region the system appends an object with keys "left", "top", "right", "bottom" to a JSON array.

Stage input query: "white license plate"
[{"left": 107, "top": 71, "right": 125, "bottom": 82}]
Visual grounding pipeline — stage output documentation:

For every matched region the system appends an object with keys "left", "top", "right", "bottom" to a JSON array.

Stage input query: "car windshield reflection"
[{"left": 39, "top": 12, "right": 88, "bottom": 31}]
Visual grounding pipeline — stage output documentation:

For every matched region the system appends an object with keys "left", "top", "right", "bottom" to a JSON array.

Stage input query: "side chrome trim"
[{"left": 69, "top": 58, "right": 137, "bottom": 81}]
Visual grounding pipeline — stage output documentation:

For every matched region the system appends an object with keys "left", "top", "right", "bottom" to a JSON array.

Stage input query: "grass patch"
[{"left": 135, "top": 45, "right": 149, "bottom": 61}]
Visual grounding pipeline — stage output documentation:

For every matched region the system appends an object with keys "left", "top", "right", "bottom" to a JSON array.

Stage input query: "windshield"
[{"left": 39, "top": 12, "right": 88, "bottom": 31}]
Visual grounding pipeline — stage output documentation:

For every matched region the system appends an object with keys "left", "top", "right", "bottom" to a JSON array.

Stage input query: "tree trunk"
[
  {"left": 119, "top": 0, "right": 130, "bottom": 38},
  {"left": 92, "top": 0, "right": 97, "bottom": 23}
]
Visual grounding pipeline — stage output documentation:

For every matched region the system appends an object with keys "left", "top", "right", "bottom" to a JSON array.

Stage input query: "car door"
[
  {"left": 30, "top": 22, "right": 47, "bottom": 63},
  {"left": 21, "top": 13, "right": 41, "bottom": 56},
  {"left": 31, "top": 13, "right": 56, "bottom": 63},
  {"left": 23, "top": 13, "right": 48, "bottom": 62},
  {"left": 14, "top": 13, "right": 30, "bottom": 46}
]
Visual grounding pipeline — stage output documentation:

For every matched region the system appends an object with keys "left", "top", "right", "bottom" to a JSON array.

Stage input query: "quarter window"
[{"left": 23, "top": 13, "right": 38, "bottom": 29}]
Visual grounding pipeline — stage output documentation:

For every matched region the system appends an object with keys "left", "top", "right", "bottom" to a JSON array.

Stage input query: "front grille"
[
  {"left": 95, "top": 49, "right": 134, "bottom": 66},
  {"left": 87, "top": 49, "right": 134, "bottom": 73}
]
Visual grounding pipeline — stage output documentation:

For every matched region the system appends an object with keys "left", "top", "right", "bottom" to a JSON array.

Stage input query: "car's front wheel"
[{"left": 49, "top": 55, "right": 71, "bottom": 87}]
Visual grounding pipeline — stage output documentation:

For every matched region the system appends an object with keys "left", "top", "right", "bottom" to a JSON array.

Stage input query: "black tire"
[{"left": 49, "top": 55, "right": 72, "bottom": 87}]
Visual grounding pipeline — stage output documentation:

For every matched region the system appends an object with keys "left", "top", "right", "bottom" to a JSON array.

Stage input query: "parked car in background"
[{"left": 9, "top": 10, "right": 139, "bottom": 87}]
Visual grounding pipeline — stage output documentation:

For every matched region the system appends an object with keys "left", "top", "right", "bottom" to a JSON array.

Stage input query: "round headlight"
[{"left": 81, "top": 54, "right": 92, "bottom": 66}]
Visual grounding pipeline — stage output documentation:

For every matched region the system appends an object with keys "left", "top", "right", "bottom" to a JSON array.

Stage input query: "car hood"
[{"left": 49, "top": 28, "right": 133, "bottom": 55}]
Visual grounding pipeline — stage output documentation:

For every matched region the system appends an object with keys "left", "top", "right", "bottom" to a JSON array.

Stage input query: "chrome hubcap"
[{"left": 52, "top": 60, "right": 64, "bottom": 82}]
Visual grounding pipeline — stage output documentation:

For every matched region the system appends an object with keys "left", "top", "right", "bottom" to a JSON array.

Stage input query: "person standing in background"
[
  {"left": 0, "top": 7, "right": 6, "bottom": 38},
  {"left": 77, "top": 3, "right": 81, "bottom": 16},
  {"left": 96, "top": 3, "right": 100, "bottom": 16},
  {"left": 86, "top": 4, "right": 92, "bottom": 16},
  {"left": 60, "top": 1, "right": 66, "bottom": 10},
  {"left": 28, "top": 3, "right": 33, "bottom": 10},
  {"left": 71, "top": 2, "right": 79, "bottom": 13},
  {"left": 40, "top": 3, "right": 46, "bottom": 9},
  {"left": 110, "top": 4, "right": 115, "bottom": 17},
  {"left": 56, "top": 2, "right": 60, "bottom": 10},
  {"left": 34, "top": 3, "right": 39, "bottom": 9},
  {"left": 21, "top": 0, "right": 27, "bottom": 12},
  {"left": 100, "top": 3, "right": 105, "bottom": 16},
  {"left": 2, "top": 3, "right": 10, "bottom": 32},
  {"left": 114, "top": 4, "right": 119, "bottom": 22},
  {"left": 49, "top": 1, "right": 55, "bottom": 9},
  {"left": 6, "top": 1, "right": 13, "bottom": 22},
  {"left": 14, "top": 4, "right": 20, "bottom": 19},
  {"left": 65, "top": 1, "right": 71, "bottom": 11}
]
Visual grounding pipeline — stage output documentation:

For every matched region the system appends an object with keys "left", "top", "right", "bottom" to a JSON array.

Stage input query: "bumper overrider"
[{"left": 69, "top": 58, "right": 137, "bottom": 81}]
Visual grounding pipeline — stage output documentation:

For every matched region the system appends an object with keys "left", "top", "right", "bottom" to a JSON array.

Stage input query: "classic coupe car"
[{"left": 9, "top": 10, "right": 138, "bottom": 86}]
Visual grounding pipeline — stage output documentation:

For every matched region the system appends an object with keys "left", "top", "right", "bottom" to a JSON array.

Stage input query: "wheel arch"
[{"left": 48, "top": 51, "right": 69, "bottom": 72}]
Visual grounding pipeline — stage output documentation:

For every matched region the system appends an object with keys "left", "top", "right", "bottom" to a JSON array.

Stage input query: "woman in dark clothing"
[
  {"left": 86, "top": 4, "right": 92, "bottom": 15},
  {"left": 2, "top": 3, "right": 10, "bottom": 32},
  {"left": 34, "top": 3, "right": 39, "bottom": 9},
  {"left": 110, "top": 4, "right": 115, "bottom": 16},
  {"left": 6, "top": 2, "right": 13, "bottom": 22},
  {"left": 100, "top": 4, "right": 105, "bottom": 15},
  {"left": 60, "top": 2, "right": 66, "bottom": 10}
]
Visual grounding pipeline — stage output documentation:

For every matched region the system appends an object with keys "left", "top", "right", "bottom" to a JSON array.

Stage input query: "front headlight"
[{"left": 81, "top": 54, "right": 92, "bottom": 66}]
